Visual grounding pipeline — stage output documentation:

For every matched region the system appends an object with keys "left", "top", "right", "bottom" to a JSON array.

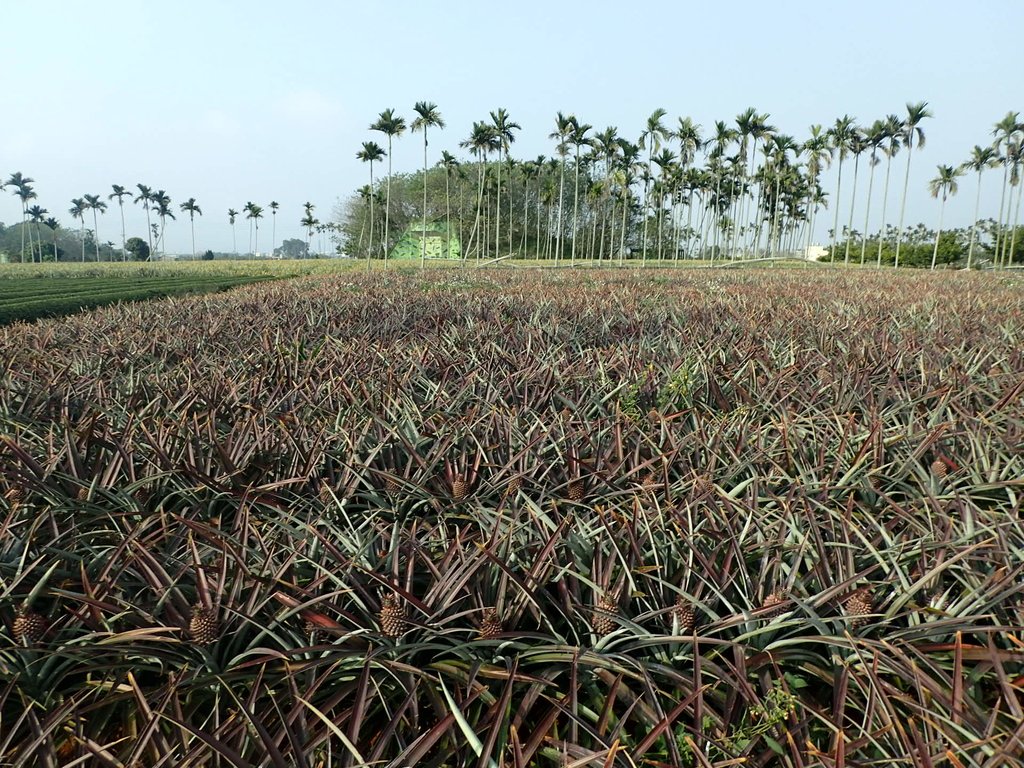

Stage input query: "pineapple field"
[{"left": 0, "top": 268, "right": 1023, "bottom": 766}]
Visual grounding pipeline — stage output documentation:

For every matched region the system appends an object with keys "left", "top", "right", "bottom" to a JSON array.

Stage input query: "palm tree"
[
  {"left": 26, "top": 205, "right": 48, "bottom": 262},
  {"left": 460, "top": 121, "right": 498, "bottom": 261},
  {"left": 961, "top": 145, "right": 999, "bottom": 268},
  {"left": 490, "top": 108, "right": 520, "bottom": 260},
  {"left": 6, "top": 173, "right": 35, "bottom": 262},
  {"left": 411, "top": 102, "right": 446, "bottom": 267},
  {"left": 246, "top": 203, "right": 264, "bottom": 257},
  {"left": 841, "top": 127, "right": 866, "bottom": 264},
  {"left": 83, "top": 194, "right": 108, "bottom": 261},
  {"left": 69, "top": 198, "right": 87, "bottom": 261},
  {"left": 893, "top": 101, "right": 932, "bottom": 268},
  {"left": 548, "top": 112, "right": 574, "bottom": 266},
  {"left": 301, "top": 202, "right": 317, "bottom": 257},
  {"left": 640, "top": 108, "right": 669, "bottom": 263},
  {"left": 228, "top": 208, "right": 240, "bottom": 256},
  {"left": 134, "top": 184, "right": 155, "bottom": 260},
  {"left": 356, "top": 141, "right": 386, "bottom": 267},
  {"left": 876, "top": 115, "right": 903, "bottom": 267},
  {"left": 674, "top": 117, "right": 702, "bottom": 259},
  {"left": 991, "top": 112, "right": 1020, "bottom": 267},
  {"left": 800, "top": 125, "right": 830, "bottom": 258},
  {"left": 928, "top": 164, "right": 962, "bottom": 270},
  {"left": 180, "top": 198, "right": 202, "bottom": 259},
  {"left": 108, "top": 185, "right": 131, "bottom": 261},
  {"left": 438, "top": 150, "right": 459, "bottom": 260},
  {"left": 858, "top": 120, "right": 886, "bottom": 265},
  {"left": 151, "top": 190, "right": 174, "bottom": 258},
  {"left": 44, "top": 216, "right": 59, "bottom": 262},
  {"left": 370, "top": 108, "right": 407, "bottom": 269},
  {"left": 567, "top": 117, "right": 593, "bottom": 265},
  {"left": 269, "top": 201, "right": 279, "bottom": 257},
  {"left": 826, "top": 115, "right": 857, "bottom": 262}
]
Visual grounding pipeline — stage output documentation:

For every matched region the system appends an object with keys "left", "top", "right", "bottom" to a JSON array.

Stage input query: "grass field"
[
  {"left": 0, "top": 260, "right": 351, "bottom": 325},
  {"left": 0, "top": 268, "right": 1022, "bottom": 765}
]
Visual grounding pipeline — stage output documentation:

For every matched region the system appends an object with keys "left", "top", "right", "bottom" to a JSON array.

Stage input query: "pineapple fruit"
[
  {"left": 13, "top": 610, "right": 47, "bottom": 644},
  {"left": 379, "top": 593, "right": 407, "bottom": 638},
  {"left": 189, "top": 604, "right": 220, "bottom": 645}
]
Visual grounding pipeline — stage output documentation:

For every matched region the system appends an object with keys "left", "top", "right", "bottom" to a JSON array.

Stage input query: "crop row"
[{"left": 0, "top": 269, "right": 1022, "bottom": 766}]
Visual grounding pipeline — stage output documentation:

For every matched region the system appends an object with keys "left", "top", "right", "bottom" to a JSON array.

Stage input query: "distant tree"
[
  {"left": 490, "top": 107, "right": 520, "bottom": 260},
  {"left": 929, "top": 164, "right": 962, "bottom": 269},
  {"left": 108, "top": 185, "right": 131, "bottom": 261},
  {"left": 44, "top": 216, "right": 60, "bottom": 261},
  {"left": 69, "top": 198, "right": 87, "bottom": 261},
  {"left": 269, "top": 201, "right": 279, "bottom": 257},
  {"left": 201, "top": 249, "right": 215, "bottom": 261},
  {"left": 83, "top": 194, "right": 107, "bottom": 261},
  {"left": 228, "top": 208, "right": 240, "bottom": 256},
  {"left": 894, "top": 101, "right": 932, "bottom": 268},
  {"left": 962, "top": 145, "right": 999, "bottom": 268},
  {"left": 411, "top": 101, "right": 445, "bottom": 267},
  {"left": 356, "top": 141, "right": 386, "bottom": 267},
  {"left": 151, "top": 190, "right": 175, "bottom": 258},
  {"left": 300, "top": 202, "right": 317, "bottom": 257},
  {"left": 125, "top": 236, "right": 150, "bottom": 261},
  {"left": 370, "top": 108, "right": 407, "bottom": 268},
  {"left": 180, "top": 197, "right": 202, "bottom": 259},
  {"left": 26, "top": 204, "right": 48, "bottom": 262},
  {"left": 277, "top": 238, "right": 307, "bottom": 259},
  {"left": 134, "top": 184, "right": 155, "bottom": 260},
  {"left": 246, "top": 203, "right": 264, "bottom": 256},
  {"left": 6, "top": 172, "right": 35, "bottom": 262}
]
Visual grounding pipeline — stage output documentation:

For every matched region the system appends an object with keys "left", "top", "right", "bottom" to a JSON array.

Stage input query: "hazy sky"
[{"left": 2, "top": 1, "right": 1020, "bottom": 254}]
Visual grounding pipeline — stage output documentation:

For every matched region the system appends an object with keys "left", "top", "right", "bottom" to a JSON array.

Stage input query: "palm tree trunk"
[
  {"left": 859, "top": 155, "right": 878, "bottom": 265},
  {"left": 555, "top": 157, "right": 566, "bottom": 267},
  {"left": 117, "top": 202, "right": 127, "bottom": 261},
  {"left": 967, "top": 170, "right": 983, "bottom": 269},
  {"left": 843, "top": 154, "right": 861, "bottom": 264},
  {"left": 367, "top": 164, "right": 375, "bottom": 271},
  {"left": 1007, "top": 179, "right": 1022, "bottom": 266},
  {"left": 421, "top": 130, "right": 428, "bottom": 268},
  {"left": 190, "top": 216, "right": 196, "bottom": 260},
  {"left": 571, "top": 147, "right": 582, "bottom": 265},
  {"left": 384, "top": 138, "right": 393, "bottom": 270},
  {"left": 993, "top": 162, "right": 1010, "bottom": 268},
  {"left": 445, "top": 168, "right": 452, "bottom": 260},
  {"left": 931, "top": 193, "right": 947, "bottom": 270},
  {"left": 494, "top": 147, "right": 502, "bottom": 261},
  {"left": 876, "top": 155, "right": 894, "bottom": 267},
  {"left": 80, "top": 219, "right": 86, "bottom": 262},
  {"left": 893, "top": 137, "right": 916, "bottom": 269},
  {"left": 830, "top": 157, "right": 845, "bottom": 262},
  {"left": 618, "top": 190, "right": 628, "bottom": 267}
]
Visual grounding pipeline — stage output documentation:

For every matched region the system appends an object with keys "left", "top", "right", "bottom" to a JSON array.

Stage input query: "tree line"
[
  {"left": 0, "top": 176, "right": 337, "bottom": 263},
  {"left": 341, "top": 103, "right": 1024, "bottom": 268}
]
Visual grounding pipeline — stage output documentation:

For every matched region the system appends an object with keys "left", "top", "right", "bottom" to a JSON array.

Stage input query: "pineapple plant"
[
  {"left": 379, "top": 592, "right": 407, "bottom": 639},
  {"left": 451, "top": 476, "right": 469, "bottom": 501},
  {"left": 567, "top": 478, "right": 585, "bottom": 502},
  {"left": 692, "top": 474, "right": 714, "bottom": 497},
  {"left": 384, "top": 476, "right": 402, "bottom": 495},
  {"left": 592, "top": 594, "right": 618, "bottom": 637},
  {"left": 3, "top": 487, "right": 25, "bottom": 510},
  {"left": 12, "top": 609, "right": 47, "bottom": 644},
  {"left": 844, "top": 587, "right": 874, "bottom": 628},
  {"left": 188, "top": 604, "right": 220, "bottom": 645},
  {"left": 478, "top": 607, "right": 503, "bottom": 639},
  {"left": 672, "top": 595, "right": 696, "bottom": 633},
  {"left": 505, "top": 476, "right": 523, "bottom": 497},
  {"left": 759, "top": 591, "right": 788, "bottom": 618}
]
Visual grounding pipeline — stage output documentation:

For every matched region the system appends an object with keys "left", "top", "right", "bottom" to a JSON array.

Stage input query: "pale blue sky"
[{"left": 1, "top": 1, "right": 1020, "bottom": 253}]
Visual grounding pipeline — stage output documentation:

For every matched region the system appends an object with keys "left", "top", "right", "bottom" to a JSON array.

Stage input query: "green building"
[{"left": 389, "top": 220, "right": 461, "bottom": 261}]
